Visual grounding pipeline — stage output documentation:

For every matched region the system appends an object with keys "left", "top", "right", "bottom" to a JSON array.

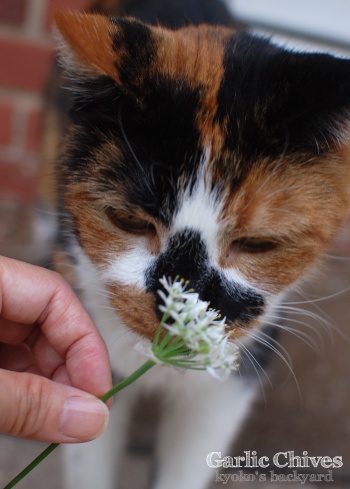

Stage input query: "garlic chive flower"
[{"left": 136, "top": 277, "right": 240, "bottom": 380}]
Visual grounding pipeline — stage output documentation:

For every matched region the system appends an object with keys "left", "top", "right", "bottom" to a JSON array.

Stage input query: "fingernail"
[{"left": 60, "top": 396, "right": 109, "bottom": 440}]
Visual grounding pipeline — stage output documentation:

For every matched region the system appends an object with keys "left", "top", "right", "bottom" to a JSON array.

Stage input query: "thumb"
[{"left": 0, "top": 370, "right": 109, "bottom": 443}]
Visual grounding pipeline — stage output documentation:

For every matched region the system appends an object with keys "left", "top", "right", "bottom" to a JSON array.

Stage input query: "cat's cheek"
[
  {"left": 107, "top": 283, "right": 160, "bottom": 339},
  {"left": 99, "top": 246, "right": 163, "bottom": 338}
]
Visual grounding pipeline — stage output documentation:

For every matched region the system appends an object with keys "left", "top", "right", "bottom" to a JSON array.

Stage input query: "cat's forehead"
[
  {"left": 56, "top": 10, "right": 350, "bottom": 166},
  {"left": 111, "top": 21, "right": 232, "bottom": 156},
  {"left": 110, "top": 20, "right": 229, "bottom": 82}
]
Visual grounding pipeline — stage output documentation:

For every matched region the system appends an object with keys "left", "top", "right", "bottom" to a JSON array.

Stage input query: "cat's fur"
[{"left": 45, "top": 1, "right": 350, "bottom": 488}]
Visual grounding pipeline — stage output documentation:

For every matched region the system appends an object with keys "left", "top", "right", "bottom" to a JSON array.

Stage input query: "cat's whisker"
[
  {"left": 276, "top": 301, "right": 350, "bottom": 351},
  {"left": 324, "top": 253, "right": 350, "bottom": 261},
  {"left": 277, "top": 302, "right": 331, "bottom": 325},
  {"left": 107, "top": 327, "right": 135, "bottom": 350},
  {"left": 287, "top": 286, "right": 346, "bottom": 334},
  {"left": 247, "top": 328, "right": 293, "bottom": 367},
  {"left": 313, "top": 135, "right": 320, "bottom": 155},
  {"left": 268, "top": 308, "right": 325, "bottom": 336},
  {"left": 293, "top": 290, "right": 337, "bottom": 341},
  {"left": 32, "top": 205, "right": 66, "bottom": 219},
  {"left": 244, "top": 329, "right": 302, "bottom": 404},
  {"left": 290, "top": 287, "right": 350, "bottom": 345},
  {"left": 235, "top": 339, "right": 269, "bottom": 404},
  {"left": 275, "top": 304, "right": 334, "bottom": 340},
  {"left": 285, "top": 285, "right": 350, "bottom": 306},
  {"left": 264, "top": 317, "right": 321, "bottom": 352}
]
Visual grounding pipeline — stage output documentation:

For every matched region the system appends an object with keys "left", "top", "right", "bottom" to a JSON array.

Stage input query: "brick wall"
[{"left": 0, "top": 0, "right": 87, "bottom": 203}]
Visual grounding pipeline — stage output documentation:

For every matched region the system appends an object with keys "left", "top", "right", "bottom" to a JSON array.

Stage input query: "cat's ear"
[
  {"left": 54, "top": 10, "right": 158, "bottom": 88},
  {"left": 54, "top": 11, "right": 120, "bottom": 81}
]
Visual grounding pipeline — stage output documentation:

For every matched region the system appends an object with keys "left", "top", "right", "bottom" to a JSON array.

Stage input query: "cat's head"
[{"left": 55, "top": 11, "right": 350, "bottom": 340}]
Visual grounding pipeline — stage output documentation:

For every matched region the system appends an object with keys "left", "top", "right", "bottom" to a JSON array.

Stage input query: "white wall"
[{"left": 225, "top": 0, "right": 350, "bottom": 55}]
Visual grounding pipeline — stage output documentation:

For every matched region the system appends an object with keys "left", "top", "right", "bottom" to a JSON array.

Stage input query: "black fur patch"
[
  {"left": 216, "top": 32, "right": 350, "bottom": 159},
  {"left": 146, "top": 229, "right": 265, "bottom": 325},
  {"left": 61, "top": 71, "right": 203, "bottom": 225},
  {"left": 111, "top": 18, "right": 157, "bottom": 93}
]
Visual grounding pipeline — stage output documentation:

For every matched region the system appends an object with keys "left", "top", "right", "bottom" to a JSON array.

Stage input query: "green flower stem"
[
  {"left": 100, "top": 359, "right": 155, "bottom": 403},
  {"left": 3, "top": 359, "right": 156, "bottom": 489},
  {"left": 3, "top": 443, "right": 59, "bottom": 489}
]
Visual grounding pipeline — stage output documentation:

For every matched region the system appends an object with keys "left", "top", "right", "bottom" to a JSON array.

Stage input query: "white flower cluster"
[{"left": 156, "top": 277, "right": 240, "bottom": 380}]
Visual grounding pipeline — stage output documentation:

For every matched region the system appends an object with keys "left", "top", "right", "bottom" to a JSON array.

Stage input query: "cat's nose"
[
  {"left": 145, "top": 228, "right": 210, "bottom": 319},
  {"left": 146, "top": 228, "right": 265, "bottom": 325},
  {"left": 146, "top": 227, "right": 207, "bottom": 287}
]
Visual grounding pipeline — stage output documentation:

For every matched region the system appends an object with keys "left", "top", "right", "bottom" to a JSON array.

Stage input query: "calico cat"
[{"left": 46, "top": 1, "right": 350, "bottom": 488}]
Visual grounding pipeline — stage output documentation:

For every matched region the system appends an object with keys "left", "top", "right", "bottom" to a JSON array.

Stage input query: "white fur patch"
[
  {"left": 172, "top": 185, "right": 221, "bottom": 261},
  {"left": 172, "top": 153, "right": 222, "bottom": 262},
  {"left": 220, "top": 266, "right": 255, "bottom": 290},
  {"left": 102, "top": 242, "right": 155, "bottom": 288},
  {"left": 171, "top": 152, "right": 253, "bottom": 291}
]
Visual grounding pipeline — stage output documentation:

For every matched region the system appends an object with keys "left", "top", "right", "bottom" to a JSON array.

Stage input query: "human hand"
[{"left": 0, "top": 256, "right": 112, "bottom": 444}]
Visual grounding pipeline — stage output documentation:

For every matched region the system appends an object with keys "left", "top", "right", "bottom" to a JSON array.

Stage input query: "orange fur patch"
[
  {"left": 219, "top": 149, "right": 350, "bottom": 292},
  {"left": 54, "top": 10, "right": 122, "bottom": 83},
  {"left": 152, "top": 25, "right": 231, "bottom": 151},
  {"left": 108, "top": 283, "right": 159, "bottom": 338}
]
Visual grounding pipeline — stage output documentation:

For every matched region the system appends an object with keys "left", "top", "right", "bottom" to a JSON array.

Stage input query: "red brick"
[
  {"left": 0, "top": 0, "right": 27, "bottom": 26},
  {"left": 0, "top": 99, "right": 13, "bottom": 146},
  {"left": 0, "top": 36, "right": 53, "bottom": 93},
  {"left": 26, "top": 107, "right": 43, "bottom": 152},
  {"left": 0, "top": 161, "right": 38, "bottom": 202},
  {"left": 46, "top": 0, "right": 88, "bottom": 32}
]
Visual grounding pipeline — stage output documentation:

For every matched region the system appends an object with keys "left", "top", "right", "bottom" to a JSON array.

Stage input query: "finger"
[
  {"left": 0, "top": 257, "right": 112, "bottom": 398},
  {"left": 0, "top": 369, "right": 109, "bottom": 443},
  {"left": 32, "top": 333, "right": 65, "bottom": 378},
  {"left": 0, "top": 318, "right": 36, "bottom": 345},
  {"left": 0, "top": 257, "right": 83, "bottom": 327},
  {"left": 37, "top": 277, "right": 113, "bottom": 400},
  {"left": 0, "top": 344, "right": 37, "bottom": 372}
]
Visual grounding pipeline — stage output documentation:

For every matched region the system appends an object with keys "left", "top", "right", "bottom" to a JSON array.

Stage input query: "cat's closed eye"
[
  {"left": 105, "top": 207, "right": 156, "bottom": 236},
  {"left": 231, "top": 237, "right": 277, "bottom": 254}
]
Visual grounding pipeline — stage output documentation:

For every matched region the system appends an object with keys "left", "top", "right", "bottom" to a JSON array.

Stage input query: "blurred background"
[{"left": 0, "top": 1, "right": 350, "bottom": 488}]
